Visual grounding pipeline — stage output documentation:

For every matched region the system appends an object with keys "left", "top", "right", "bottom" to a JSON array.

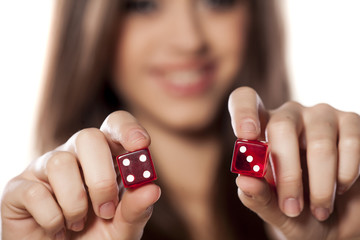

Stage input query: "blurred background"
[{"left": 0, "top": 0, "right": 359, "bottom": 208}]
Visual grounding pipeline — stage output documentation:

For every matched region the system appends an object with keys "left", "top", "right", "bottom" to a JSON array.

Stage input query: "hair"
[{"left": 36, "top": 0, "right": 289, "bottom": 239}]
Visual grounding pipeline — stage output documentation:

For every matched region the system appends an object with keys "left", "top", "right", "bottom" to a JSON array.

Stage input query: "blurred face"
[{"left": 113, "top": 0, "right": 250, "bottom": 132}]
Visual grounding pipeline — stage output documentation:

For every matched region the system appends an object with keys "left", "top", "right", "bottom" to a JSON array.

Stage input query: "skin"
[
  {"left": 2, "top": 0, "right": 360, "bottom": 239},
  {"left": 114, "top": 0, "right": 249, "bottom": 132}
]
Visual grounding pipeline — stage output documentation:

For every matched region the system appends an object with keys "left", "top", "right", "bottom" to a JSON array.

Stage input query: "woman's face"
[{"left": 113, "top": 0, "right": 250, "bottom": 132}]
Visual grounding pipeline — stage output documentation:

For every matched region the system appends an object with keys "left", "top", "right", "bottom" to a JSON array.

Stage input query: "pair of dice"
[{"left": 117, "top": 139, "right": 269, "bottom": 188}]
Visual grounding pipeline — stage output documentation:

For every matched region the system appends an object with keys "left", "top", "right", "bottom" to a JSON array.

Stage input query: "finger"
[
  {"left": 228, "top": 87, "right": 267, "bottom": 140},
  {"left": 113, "top": 183, "right": 161, "bottom": 239},
  {"left": 45, "top": 151, "right": 88, "bottom": 232},
  {"left": 65, "top": 128, "right": 119, "bottom": 220},
  {"left": 304, "top": 104, "right": 338, "bottom": 221},
  {"left": 266, "top": 102, "right": 304, "bottom": 217},
  {"left": 2, "top": 178, "right": 65, "bottom": 237},
  {"left": 100, "top": 110, "right": 151, "bottom": 155},
  {"left": 337, "top": 112, "right": 360, "bottom": 194},
  {"left": 235, "top": 175, "right": 289, "bottom": 230},
  {"left": 56, "top": 111, "right": 150, "bottom": 221}
]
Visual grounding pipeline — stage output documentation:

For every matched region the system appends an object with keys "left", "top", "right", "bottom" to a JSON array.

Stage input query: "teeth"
[{"left": 165, "top": 70, "right": 203, "bottom": 87}]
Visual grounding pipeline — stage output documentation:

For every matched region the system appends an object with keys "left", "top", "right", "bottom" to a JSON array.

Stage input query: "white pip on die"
[
  {"left": 116, "top": 148, "right": 157, "bottom": 188},
  {"left": 230, "top": 139, "right": 269, "bottom": 178}
]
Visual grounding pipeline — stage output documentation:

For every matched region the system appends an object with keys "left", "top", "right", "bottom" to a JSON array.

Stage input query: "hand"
[
  {"left": 228, "top": 87, "right": 360, "bottom": 239},
  {"left": 1, "top": 111, "right": 161, "bottom": 240}
]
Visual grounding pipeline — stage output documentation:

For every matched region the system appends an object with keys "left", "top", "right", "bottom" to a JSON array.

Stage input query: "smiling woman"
[
  {"left": 1, "top": 0, "right": 360, "bottom": 240},
  {"left": 114, "top": 0, "right": 252, "bottom": 132},
  {"left": 34, "top": 1, "right": 286, "bottom": 237}
]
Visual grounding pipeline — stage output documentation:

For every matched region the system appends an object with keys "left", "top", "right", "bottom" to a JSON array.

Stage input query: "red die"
[
  {"left": 117, "top": 148, "right": 157, "bottom": 188},
  {"left": 231, "top": 139, "right": 269, "bottom": 178}
]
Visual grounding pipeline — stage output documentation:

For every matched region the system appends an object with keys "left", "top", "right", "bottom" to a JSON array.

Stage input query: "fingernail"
[
  {"left": 70, "top": 219, "right": 85, "bottom": 232},
  {"left": 99, "top": 201, "right": 115, "bottom": 219},
  {"left": 240, "top": 120, "right": 257, "bottom": 133},
  {"left": 128, "top": 131, "right": 147, "bottom": 144},
  {"left": 314, "top": 207, "right": 330, "bottom": 221},
  {"left": 283, "top": 198, "right": 301, "bottom": 217},
  {"left": 55, "top": 229, "right": 66, "bottom": 240}
]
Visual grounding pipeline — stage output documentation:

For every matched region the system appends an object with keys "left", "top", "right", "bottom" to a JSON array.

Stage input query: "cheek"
[
  {"left": 205, "top": 11, "right": 249, "bottom": 82},
  {"left": 112, "top": 9, "right": 250, "bottom": 131}
]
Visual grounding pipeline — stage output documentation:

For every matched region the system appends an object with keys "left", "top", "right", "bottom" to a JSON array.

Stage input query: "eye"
[
  {"left": 204, "top": 0, "right": 237, "bottom": 9},
  {"left": 124, "top": 0, "right": 157, "bottom": 14}
]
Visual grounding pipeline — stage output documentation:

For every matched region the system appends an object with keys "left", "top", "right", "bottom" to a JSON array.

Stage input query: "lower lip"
[{"left": 151, "top": 65, "right": 215, "bottom": 97}]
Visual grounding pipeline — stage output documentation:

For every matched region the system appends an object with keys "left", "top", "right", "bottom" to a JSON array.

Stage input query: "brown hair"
[
  {"left": 36, "top": 0, "right": 288, "bottom": 238},
  {"left": 37, "top": 0, "right": 122, "bottom": 153}
]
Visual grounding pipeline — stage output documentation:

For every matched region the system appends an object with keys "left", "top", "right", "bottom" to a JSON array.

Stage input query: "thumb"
[
  {"left": 113, "top": 183, "right": 161, "bottom": 239},
  {"left": 236, "top": 175, "right": 289, "bottom": 232},
  {"left": 228, "top": 87, "right": 269, "bottom": 141}
]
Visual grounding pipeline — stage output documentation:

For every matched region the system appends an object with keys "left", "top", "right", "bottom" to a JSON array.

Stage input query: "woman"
[{"left": 2, "top": 0, "right": 360, "bottom": 239}]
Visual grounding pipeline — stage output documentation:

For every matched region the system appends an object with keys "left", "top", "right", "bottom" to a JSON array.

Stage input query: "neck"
[
  {"left": 136, "top": 112, "right": 235, "bottom": 239},
  {"left": 142, "top": 119, "right": 224, "bottom": 239}
]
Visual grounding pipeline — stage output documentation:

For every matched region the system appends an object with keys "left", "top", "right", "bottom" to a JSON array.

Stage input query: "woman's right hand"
[{"left": 1, "top": 111, "right": 161, "bottom": 240}]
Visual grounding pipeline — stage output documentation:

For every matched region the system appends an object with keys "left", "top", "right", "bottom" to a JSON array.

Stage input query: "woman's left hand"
[{"left": 228, "top": 87, "right": 360, "bottom": 240}]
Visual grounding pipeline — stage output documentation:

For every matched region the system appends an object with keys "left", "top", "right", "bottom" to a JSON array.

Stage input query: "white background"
[
  {"left": 0, "top": 0, "right": 360, "bottom": 219},
  {"left": 282, "top": 1, "right": 360, "bottom": 110},
  {"left": 0, "top": 0, "right": 55, "bottom": 199}
]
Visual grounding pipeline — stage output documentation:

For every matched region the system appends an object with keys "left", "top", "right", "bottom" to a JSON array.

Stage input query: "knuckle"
[
  {"left": 312, "top": 103, "right": 334, "bottom": 112},
  {"left": 304, "top": 104, "right": 337, "bottom": 123},
  {"left": 339, "top": 136, "right": 360, "bottom": 152},
  {"left": 342, "top": 111, "right": 360, "bottom": 121},
  {"left": 308, "top": 139, "right": 336, "bottom": 155},
  {"left": 74, "top": 188, "right": 88, "bottom": 205},
  {"left": 277, "top": 171, "right": 302, "bottom": 186},
  {"left": 311, "top": 191, "right": 333, "bottom": 205},
  {"left": 338, "top": 169, "right": 358, "bottom": 187},
  {"left": 267, "top": 116, "right": 297, "bottom": 135},
  {"left": 276, "top": 101, "right": 304, "bottom": 115},
  {"left": 42, "top": 213, "right": 64, "bottom": 233},
  {"left": 306, "top": 103, "right": 337, "bottom": 118},
  {"left": 63, "top": 204, "right": 87, "bottom": 221},
  {"left": 88, "top": 178, "right": 118, "bottom": 193},
  {"left": 46, "top": 151, "right": 76, "bottom": 172},
  {"left": 24, "top": 182, "right": 50, "bottom": 203},
  {"left": 282, "top": 100, "right": 303, "bottom": 109},
  {"left": 76, "top": 128, "right": 105, "bottom": 144},
  {"left": 62, "top": 189, "right": 88, "bottom": 220},
  {"left": 1, "top": 177, "right": 22, "bottom": 202}
]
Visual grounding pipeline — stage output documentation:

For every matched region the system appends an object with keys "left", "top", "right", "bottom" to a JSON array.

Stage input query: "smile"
[{"left": 151, "top": 61, "right": 216, "bottom": 97}]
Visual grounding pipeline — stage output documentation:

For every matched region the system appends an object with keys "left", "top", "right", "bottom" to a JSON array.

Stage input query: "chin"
[
  {"left": 145, "top": 101, "right": 225, "bottom": 135},
  {"left": 165, "top": 115, "right": 215, "bottom": 133}
]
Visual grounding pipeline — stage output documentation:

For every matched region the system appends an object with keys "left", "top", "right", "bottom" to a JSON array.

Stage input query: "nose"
[{"left": 166, "top": 5, "right": 206, "bottom": 55}]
